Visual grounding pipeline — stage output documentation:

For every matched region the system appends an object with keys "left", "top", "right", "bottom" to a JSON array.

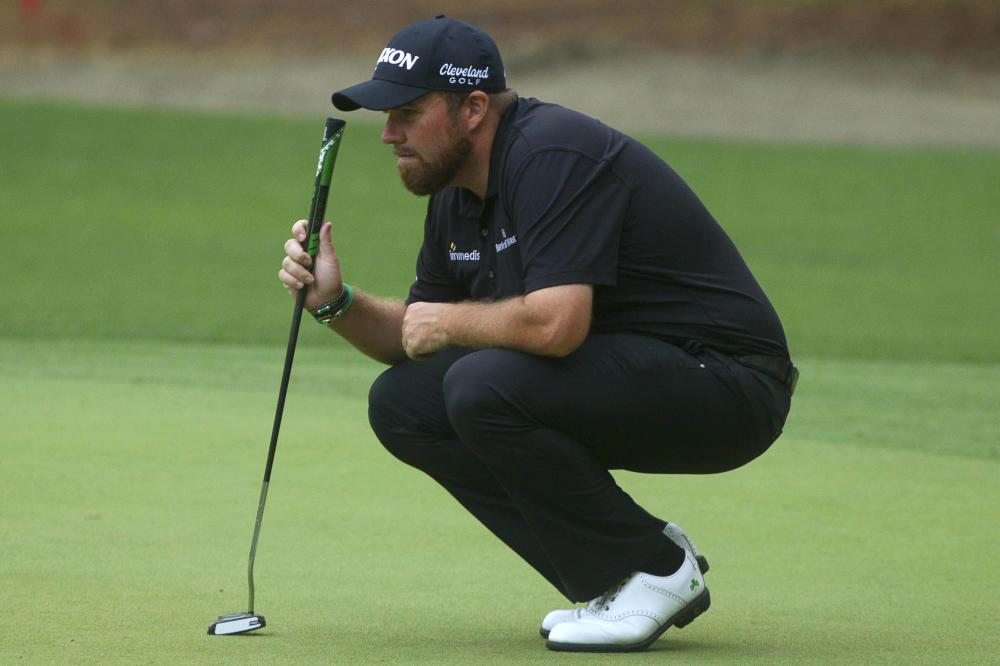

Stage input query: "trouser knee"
[
  {"left": 367, "top": 367, "right": 435, "bottom": 470},
  {"left": 442, "top": 349, "right": 524, "bottom": 445}
]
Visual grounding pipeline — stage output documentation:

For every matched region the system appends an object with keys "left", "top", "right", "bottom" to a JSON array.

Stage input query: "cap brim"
[{"left": 331, "top": 78, "right": 430, "bottom": 111}]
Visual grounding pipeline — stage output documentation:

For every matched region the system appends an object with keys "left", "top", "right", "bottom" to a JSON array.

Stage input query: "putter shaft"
[
  {"left": 247, "top": 480, "right": 270, "bottom": 613},
  {"left": 241, "top": 118, "right": 345, "bottom": 617}
]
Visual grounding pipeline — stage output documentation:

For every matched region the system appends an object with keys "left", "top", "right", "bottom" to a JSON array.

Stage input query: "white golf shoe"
[
  {"left": 545, "top": 551, "right": 710, "bottom": 652},
  {"left": 538, "top": 522, "right": 708, "bottom": 638}
]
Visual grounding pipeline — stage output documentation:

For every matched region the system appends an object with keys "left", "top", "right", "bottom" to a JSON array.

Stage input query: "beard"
[{"left": 397, "top": 126, "right": 472, "bottom": 196}]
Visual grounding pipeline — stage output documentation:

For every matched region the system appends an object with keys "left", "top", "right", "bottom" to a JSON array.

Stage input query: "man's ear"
[{"left": 463, "top": 91, "right": 490, "bottom": 132}]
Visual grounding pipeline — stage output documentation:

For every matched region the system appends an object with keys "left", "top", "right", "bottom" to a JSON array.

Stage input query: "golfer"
[{"left": 278, "top": 15, "right": 796, "bottom": 652}]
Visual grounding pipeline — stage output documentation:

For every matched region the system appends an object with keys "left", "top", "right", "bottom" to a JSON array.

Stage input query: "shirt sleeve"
[
  {"left": 506, "top": 148, "right": 630, "bottom": 293},
  {"left": 406, "top": 198, "right": 469, "bottom": 305}
]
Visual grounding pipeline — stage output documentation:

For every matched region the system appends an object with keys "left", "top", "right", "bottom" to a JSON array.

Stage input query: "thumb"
[{"left": 318, "top": 221, "right": 335, "bottom": 258}]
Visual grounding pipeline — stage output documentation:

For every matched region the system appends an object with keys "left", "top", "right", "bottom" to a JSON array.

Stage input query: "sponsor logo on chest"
[
  {"left": 495, "top": 228, "right": 517, "bottom": 253},
  {"left": 448, "top": 242, "right": 480, "bottom": 262}
]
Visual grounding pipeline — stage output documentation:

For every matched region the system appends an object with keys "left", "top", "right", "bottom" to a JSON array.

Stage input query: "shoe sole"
[
  {"left": 543, "top": 587, "right": 711, "bottom": 653},
  {"left": 538, "top": 554, "right": 709, "bottom": 639}
]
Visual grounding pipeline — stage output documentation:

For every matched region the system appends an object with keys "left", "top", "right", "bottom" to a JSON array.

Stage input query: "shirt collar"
[
  {"left": 456, "top": 96, "right": 519, "bottom": 218},
  {"left": 485, "top": 95, "right": 519, "bottom": 199}
]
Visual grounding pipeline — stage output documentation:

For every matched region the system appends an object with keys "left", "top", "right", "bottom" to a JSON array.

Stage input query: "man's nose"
[{"left": 381, "top": 119, "right": 403, "bottom": 144}]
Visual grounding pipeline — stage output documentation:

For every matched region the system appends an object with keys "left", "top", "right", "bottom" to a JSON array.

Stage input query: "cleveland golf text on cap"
[{"left": 332, "top": 15, "right": 507, "bottom": 112}]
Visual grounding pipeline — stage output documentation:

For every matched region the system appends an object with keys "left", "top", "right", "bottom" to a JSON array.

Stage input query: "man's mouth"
[{"left": 395, "top": 151, "right": 420, "bottom": 168}]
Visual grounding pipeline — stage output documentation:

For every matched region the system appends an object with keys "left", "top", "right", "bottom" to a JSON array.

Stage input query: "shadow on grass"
[{"left": 294, "top": 620, "right": 756, "bottom": 660}]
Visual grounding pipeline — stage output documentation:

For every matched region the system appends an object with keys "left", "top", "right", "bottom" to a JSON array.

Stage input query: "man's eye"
[{"left": 387, "top": 107, "right": 419, "bottom": 122}]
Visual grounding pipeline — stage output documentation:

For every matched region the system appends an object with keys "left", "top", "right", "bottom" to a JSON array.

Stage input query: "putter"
[{"left": 208, "top": 117, "right": 347, "bottom": 636}]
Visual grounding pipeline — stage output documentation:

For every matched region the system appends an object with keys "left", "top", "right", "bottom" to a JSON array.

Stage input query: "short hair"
[{"left": 439, "top": 89, "right": 517, "bottom": 116}]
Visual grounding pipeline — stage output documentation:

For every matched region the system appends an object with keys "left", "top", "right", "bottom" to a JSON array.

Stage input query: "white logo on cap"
[
  {"left": 377, "top": 47, "right": 420, "bottom": 71},
  {"left": 439, "top": 63, "right": 490, "bottom": 86}
]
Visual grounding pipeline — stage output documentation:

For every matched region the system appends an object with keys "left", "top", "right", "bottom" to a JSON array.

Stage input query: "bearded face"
[{"left": 396, "top": 116, "right": 473, "bottom": 196}]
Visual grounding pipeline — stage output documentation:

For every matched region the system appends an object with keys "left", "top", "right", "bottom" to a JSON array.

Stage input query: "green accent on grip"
[
  {"left": 319, "top": 128, "right": 345, "bottom": 187},
  {"left": 307, "top": 231, "right": 320, "bottom": 256}
]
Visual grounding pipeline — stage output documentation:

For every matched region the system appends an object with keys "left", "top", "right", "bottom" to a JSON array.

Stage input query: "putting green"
[{"left": 1, "top": 339, "right": 997, "bottom": 663}]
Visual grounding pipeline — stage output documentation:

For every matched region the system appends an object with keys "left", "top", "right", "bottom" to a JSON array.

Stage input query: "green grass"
[
  {"left": 1, "top": 339, "right": 997, "bottom": 663},
  {"left": 0, "top": 99, "right": 425, "bottom": 348},
  {"left": 1, "top": 98, "right": 998, "bottom": 360},
  {"left": 1, "top": 99, "right": 998, "bottom": 662}
]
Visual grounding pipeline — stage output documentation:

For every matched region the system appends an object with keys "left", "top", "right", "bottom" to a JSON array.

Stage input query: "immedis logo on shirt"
[{"left": 448, "top": 241, "right": 480, "bottom": 262}]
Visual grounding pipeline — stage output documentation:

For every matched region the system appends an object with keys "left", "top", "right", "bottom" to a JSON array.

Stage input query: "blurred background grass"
[{"left": 1, "top": 99, "right": 997, "bottom": 361}]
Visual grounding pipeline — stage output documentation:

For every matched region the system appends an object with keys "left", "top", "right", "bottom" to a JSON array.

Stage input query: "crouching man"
[{"left": 278, "top": 15, "right": 796, "bottom": 652}]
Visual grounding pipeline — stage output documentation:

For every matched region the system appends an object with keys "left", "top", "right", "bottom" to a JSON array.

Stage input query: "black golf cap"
[{"left": 331, "top": 15, "right": 506, "bottom": 112}]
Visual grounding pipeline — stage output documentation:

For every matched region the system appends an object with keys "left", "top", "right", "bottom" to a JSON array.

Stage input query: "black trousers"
[{"left": 367, "top": 334, "right": 791, "bottom": 602}]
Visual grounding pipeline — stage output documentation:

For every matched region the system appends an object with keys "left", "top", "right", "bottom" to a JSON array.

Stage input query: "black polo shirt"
[{"left": 407, "top": 97, "right": 789, "bottom": 358}]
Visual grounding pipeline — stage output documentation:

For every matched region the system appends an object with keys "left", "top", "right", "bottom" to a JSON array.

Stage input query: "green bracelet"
[{"left": 309, "top": 283, "right": 354, "bottom": 325}]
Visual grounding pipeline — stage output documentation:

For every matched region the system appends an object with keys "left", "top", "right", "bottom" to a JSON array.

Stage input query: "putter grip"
[
  {"left": 303, "top": 117, "right": 346, "bottom": 259},
  {"left": 324, "top": 117, "right": 346, "bottom": 139}
]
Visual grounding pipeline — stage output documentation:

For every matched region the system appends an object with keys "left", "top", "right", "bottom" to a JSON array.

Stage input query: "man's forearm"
[
  {"left": 439, "top": 288, "right": 591, "bottom": 358},
  {"left": 326, "top": 288, "right": 407, "bottom": 365},
  {"left": 441, "top": 298, "right": 546, "bottom": 353}
]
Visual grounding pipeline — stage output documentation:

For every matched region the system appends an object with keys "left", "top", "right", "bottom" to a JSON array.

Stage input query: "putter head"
[{"left": 207, "top": 611, "right": 266, "bottom": 635}]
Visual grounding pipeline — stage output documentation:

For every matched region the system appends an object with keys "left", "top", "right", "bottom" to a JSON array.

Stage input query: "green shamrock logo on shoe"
[{"left": 690, "top": 579, "right": 700, "bottom": 591}]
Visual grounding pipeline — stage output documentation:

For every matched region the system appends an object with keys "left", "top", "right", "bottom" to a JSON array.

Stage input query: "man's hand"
[
  {"left": 402, "top": 301, "right": 453, "bottom": 360},
  {"left": 278, "top": 220, "right": 342, "bottom": 310}
]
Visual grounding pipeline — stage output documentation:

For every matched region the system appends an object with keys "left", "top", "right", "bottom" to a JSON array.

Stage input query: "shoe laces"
[{"left": 588, "top": 574, "right": 631, "bottom": 612}]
